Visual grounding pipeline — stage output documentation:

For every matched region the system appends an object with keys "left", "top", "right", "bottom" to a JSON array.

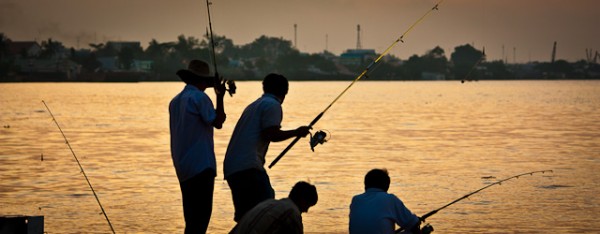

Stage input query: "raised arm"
[{"left": 212, "top": 83, "right": 226, "bottom": 129}]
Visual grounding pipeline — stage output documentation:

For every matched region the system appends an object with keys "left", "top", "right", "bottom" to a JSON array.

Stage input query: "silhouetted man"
[
  {"left": 170, "top": 59, "right": 226, "bottom": 233},
  {"left": 234, "top": 181, "right": 318, "bottom": 234},
  {"left": 224, "top": 73, "right": 311, "bottom": 223},
  {"left": 349, "top": 169, "right": 422, "bottom": 234}
]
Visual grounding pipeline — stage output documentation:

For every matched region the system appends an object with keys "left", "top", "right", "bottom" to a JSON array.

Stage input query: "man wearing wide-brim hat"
[{"left": 169, "top": 59, "right": 227, "bottom": 233}]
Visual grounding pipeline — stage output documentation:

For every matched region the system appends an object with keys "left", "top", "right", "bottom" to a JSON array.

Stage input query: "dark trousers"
[
  {"left": 180, "top": 169, "right": 216, "bottom": 234},
  {"left": 226, "top": 169, "right": 275, "bottom": 222}
]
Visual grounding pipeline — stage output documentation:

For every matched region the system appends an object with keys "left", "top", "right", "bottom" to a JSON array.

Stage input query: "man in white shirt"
[
  {"left": 234, "top": 181, "right": 318, "bottom": 234},
  {"left": 169, "top": 59, "right": 226, "bottom": 233},
  {"left": 224, "top": 73, "right": 311, "bottom": 223},
  {"left": 349, "top": 169, "right": 422, "bottom": 234}
]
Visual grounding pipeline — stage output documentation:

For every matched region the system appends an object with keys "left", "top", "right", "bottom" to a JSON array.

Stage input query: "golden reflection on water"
[{"left": 1, "top": 81, "right": 599, "bottom": 233}]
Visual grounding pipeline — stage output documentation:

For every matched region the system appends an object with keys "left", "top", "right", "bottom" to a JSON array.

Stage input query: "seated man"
[
  {"left": 234, "top": 181, "right": 318, "bottom": 234},
  {"left": 349, "top": 169, "right": 422, "bottom": 234}
]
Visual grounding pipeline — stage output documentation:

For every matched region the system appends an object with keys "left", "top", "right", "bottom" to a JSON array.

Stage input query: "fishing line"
[
  {"left": 395, "top": 170, "right": 553, "bottom": 233},
  {"left": 461, "top": 47, "right": 486, "bottom": 83},
  {"left": 269, "top": 0, "right": 446, "bottom": 168},
  {"left": 42, "top": 100, "right": 116, "bottom": 234},
  {"left": 421, "top": 170, "right": 553, "bottom": 220}
]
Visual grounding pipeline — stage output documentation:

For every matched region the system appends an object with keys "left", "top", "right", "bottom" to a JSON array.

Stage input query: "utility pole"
[
  {"left": 502, "top": 44, "right": 506, "bottom": 63},
  {"left": 325, "top": 34, "right": 328, "bottom": 52},
  {"left": 551, "top": 41, "right": 557, "bottom": 63},
  {"left": 293, "top": 24, "right": 297, "bottom": 49},
  {"left": 356, "top": 24, "right": 362, "bottom": 50}
]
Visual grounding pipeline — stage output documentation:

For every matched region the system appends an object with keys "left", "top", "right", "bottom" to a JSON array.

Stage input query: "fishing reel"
[
  {"left": 214, "top": 76, "right": 237, "bottom": 97},
  {"left": 309, "top": 130, "right": 330, "bottom": 152},
  {"left": 421, "top": 223, "right": 434, "bottom": 234},
  {"left": 226, "top": 79, "right": 236, "bottom": 96}
]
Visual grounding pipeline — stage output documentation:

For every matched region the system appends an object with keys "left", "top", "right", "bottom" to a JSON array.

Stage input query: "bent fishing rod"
[
  {"left": 42, "top": 100, "right": 116, "bottom": 234},
  {"left": 268, "top": 0, "right": 446, "bottom": 169},
  {"left": 461, "top": 47, "right": 486, "bottom": 83},
  {"left": 205, "top": 0, "right": 236, "bottom": 96},
  {"left": 420, "top": 170, "right": 553, "bottom": 221}
]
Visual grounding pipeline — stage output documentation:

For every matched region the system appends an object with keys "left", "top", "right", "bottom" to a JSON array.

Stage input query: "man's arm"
[
  {"left": 212, "top": 87, "right": 226, "bottom": 129},
  {"left": 392, "top": 195, "right": 422, "bottom": 234},
  {"left": 261, "top": 126, "right": 310, "bottom": 142}
]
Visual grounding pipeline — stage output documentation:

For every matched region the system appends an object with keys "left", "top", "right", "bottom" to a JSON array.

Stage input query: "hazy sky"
[{"left": 1, "top": 0, "right": 599, "bottom": 62}]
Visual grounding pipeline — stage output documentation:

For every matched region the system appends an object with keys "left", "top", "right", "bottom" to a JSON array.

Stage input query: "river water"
[{"left": 1, "top": 80, "right": 599, "bottom": 233}]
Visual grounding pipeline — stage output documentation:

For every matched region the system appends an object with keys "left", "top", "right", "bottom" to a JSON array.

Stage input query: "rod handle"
[
  {"left": 268, "top": 136, "right": 301, "bottom": 168},
  {"left": 421, "top": 210, "right": 438, "bottom": 221},
  {"left": 268, "top": 112, "right": 324, "bottom": 169}
]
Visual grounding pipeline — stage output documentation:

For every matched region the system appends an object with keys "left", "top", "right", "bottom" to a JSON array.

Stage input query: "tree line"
[{"left": 1, "top": 32, "right": 598, "bottom": 81}]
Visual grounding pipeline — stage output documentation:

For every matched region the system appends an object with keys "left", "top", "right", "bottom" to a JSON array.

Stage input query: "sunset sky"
[{"left": 1, "top": 0, "right": 598, "bottom": 62}]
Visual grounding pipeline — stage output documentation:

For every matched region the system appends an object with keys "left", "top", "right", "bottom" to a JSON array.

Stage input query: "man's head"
[
  {"left": 364, "top": 169, "right": 390, "bottom": 192},
  {"left": 262, "top": 73, "right": 289, "bottom": 100},
  {"left": 176, "top": 59, "right": 214, "bottom": 87},
  {"left": 288, "top": 181, "right": 318, "bottom": 213}
]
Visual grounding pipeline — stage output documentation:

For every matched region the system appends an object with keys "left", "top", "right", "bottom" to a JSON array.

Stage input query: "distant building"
[
  {"left": 131, "top": 59, "right": 153, "bottom": 72},
  {"left": 7, "top": 41, "right": 42, "bottom": 58},
  {"left": 97, "top": 56, "right": 118, "bottom": 71},
  {"left": 15, "top": 58, "right": 81, "bottom": 80},
  {"left": 421, "top": 71, "right": 445, "bottom": 80},
  {"left": 340, "top": 49, "right": 376, "bottom": 65}
]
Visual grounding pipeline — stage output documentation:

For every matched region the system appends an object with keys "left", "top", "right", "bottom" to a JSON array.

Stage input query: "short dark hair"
[
  {"left": 364, "top": 169, "right": 390, "bottom": 191},
  {"left": 289, "top": 181, "right": 318, "bottom": 206},
  {"left": 263, "top": 73, "right": 289, "bottom": 96}
]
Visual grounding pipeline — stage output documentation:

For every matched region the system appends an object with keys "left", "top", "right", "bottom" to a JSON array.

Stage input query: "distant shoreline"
[{"left": 3, "top": 78, "right": 600, "bottom": 83}]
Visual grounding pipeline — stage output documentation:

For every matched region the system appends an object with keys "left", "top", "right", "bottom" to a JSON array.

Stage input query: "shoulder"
[
  {"left": 186, "top": 88, "right": 210, "bottom": 103},
  {"left": 384, "top": 193, "right": 403, "bottom": 202},
  {"left": 281, "top": 198, "right": 299, "bottom": 210},
  {"left": 252, "top": 95, "right": 282, "bottom": 117},
  {"left": 257, "top": 95, "right": 281, "bottom": 107}
]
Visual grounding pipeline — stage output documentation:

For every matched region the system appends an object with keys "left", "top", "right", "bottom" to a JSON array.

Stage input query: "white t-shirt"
[
  {"left": 224, "top": 93, "right": 282, "bottom": 178},
  {"left": 349, "top": 188, "right": 420, "bottom": 234},
  {"left": 169, "top": 84, "right": 217, "bottom": 182}
]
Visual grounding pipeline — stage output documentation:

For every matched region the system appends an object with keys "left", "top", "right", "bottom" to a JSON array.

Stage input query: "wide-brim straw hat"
[{"left": 176, "top": 59, "right": 215, "bottom": 86}]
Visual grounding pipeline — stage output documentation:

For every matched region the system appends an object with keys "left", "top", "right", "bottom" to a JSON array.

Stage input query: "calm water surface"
[{"left": 1, "top": 81, "right": 599, "bottom": 233}]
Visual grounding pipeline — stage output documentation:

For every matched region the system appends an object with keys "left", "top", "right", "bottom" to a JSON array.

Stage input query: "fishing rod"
[
  {"left": 395, "top": 170, "right": 553, "bottom": 233},
  {"left": 461, "top": 47, "right": 486, "bottom": 83},
  {"left": 205, "top": 0, "right": 236, "bottom": 96},
  {"left": 420, "top": 170, "right": 553, "bottom": 221},
  {"left": 42, "top": 100, "right": 116, "bottom": 234},
  {"left": 268, "top": 0, "right": 446, "bottom": 169}
]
